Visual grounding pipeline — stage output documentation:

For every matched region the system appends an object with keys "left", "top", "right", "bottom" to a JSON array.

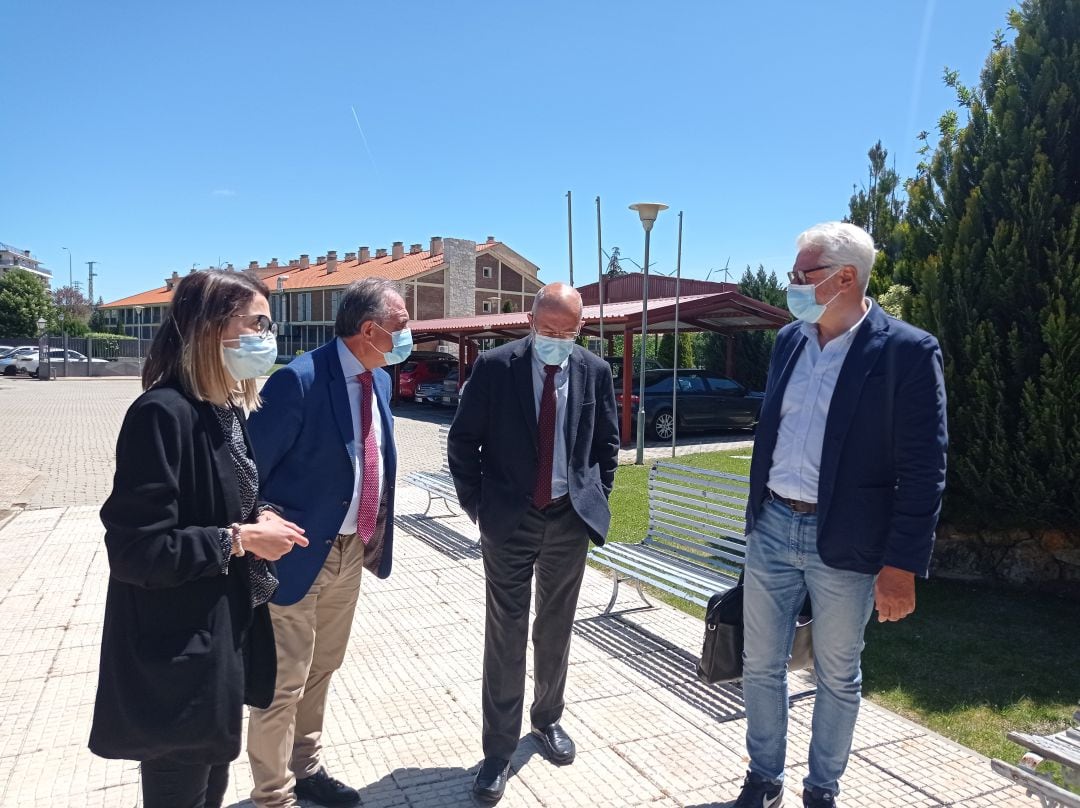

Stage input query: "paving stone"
[{"left": 0, "top": 380, "right": 1026, "bottom": 806}]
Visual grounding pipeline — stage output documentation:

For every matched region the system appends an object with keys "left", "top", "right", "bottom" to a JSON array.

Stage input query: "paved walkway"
[{"left": 0, "top": 376, "right": 1034, "bottom": 806}]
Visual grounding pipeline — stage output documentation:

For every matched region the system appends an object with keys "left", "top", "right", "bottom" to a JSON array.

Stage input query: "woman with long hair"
[{"left": 89, "top": 269, "right": 308, "bottom": 808}]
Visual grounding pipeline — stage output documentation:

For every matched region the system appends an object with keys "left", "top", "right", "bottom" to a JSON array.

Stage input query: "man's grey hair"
[
  {"left": 335, "top": 277, "right": 400, "bottom": 337},
  {"left": 796, "top": 222, "right": 876, "bottom": 292}
]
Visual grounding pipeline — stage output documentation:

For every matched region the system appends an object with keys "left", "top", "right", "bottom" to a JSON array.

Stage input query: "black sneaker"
[
  {"left": 294, "top": 766, "right": 360, "bottom": 806},
  {"left": 732, "top": 771, "right": 784, "bottom": 808},
  {"left": 802, "top": 786, "right": 836, "bottom": 807}
]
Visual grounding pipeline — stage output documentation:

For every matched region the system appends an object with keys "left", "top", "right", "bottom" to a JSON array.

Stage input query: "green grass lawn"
[{"left": 605, "top": 449, "right": 1080, "bottom": 777}]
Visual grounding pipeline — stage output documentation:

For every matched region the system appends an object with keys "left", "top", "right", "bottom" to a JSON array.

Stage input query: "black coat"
[
  {"left": 447, "top": 336, "right": 620, "bottom": 544},
  {"left": 89, "top": 384, "right": 276, "bottom": 764}
]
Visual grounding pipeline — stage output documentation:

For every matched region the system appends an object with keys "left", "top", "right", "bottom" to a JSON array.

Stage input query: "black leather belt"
[{"left": 768, "top": 488, "right": 817, "bottom": 514}]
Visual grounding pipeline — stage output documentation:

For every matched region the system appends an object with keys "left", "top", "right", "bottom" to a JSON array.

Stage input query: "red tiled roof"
[
  {"left": 101, "top": 286, "right": 175, "bottom": 308},
  {"left": 409, "top": 294, "right": 790, "bottom": 341},
  {"left": 102, "top": 241, "right": 504, "bottom": 308}
]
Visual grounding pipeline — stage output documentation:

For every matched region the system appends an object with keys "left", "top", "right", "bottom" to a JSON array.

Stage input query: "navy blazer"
[
  {"left": 447, "top": 336, "right": 620, "bottom": 545},
  {"left": 747, "top": 304, "right": 948, "bottom": 577},
  {"left": 248, "top": 340, "right": 397, "bottom": 605}
]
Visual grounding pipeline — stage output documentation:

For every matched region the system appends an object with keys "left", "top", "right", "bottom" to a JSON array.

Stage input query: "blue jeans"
[{"left": 742, "top": 497, "right": 876, "bottom": 795}]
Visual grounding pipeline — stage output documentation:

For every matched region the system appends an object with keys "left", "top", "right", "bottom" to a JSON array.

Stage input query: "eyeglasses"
[
  {"left": 229, "top": 313, "right": 278, "bottom": 337},
  {"left": 787, "top": 264, "right": 839, "bottom": 285}
]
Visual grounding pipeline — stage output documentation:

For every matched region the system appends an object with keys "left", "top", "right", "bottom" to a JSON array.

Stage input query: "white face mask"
[
  {"left": 533, "top": 332, "right": 576, "bottom": 365},
  {"left": 221, "top": 333, "right": 278, "bottom": 380},
  {"left": 786, "top": 268, "right": 842, "bottom": 323}
]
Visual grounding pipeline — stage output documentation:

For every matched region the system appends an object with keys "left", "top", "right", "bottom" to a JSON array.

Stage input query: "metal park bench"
[
  {"left": 992, "top": 710, "right": 1080, "bottom": 808},
  {"left": 404, "top": 426, "right": 461, "bottom": 517},
  {"left": 589, "top": 461, "right": 748, "bottom": 614}
]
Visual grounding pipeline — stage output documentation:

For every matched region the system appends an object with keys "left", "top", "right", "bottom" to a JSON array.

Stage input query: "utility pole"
[
  {"left": 566, "top": 190, "right": 574, "bottom": 286},
  {"left": 87, "top": 261, "right": 98, "bottom": 305}
]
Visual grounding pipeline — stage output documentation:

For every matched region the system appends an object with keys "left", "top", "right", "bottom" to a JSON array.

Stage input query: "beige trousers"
[{"left": 248, "top": 533, "right": 365, "bottom": 808}]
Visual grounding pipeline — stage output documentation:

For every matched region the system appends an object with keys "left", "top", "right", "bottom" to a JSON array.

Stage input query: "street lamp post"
[
  {"left": 629, "top": 202, "right": 668, "bottom": 464},
  {"left": 133, "top": 305, "right": 145, "bottom": 363},
  {"left": 36, "top": 316, "right": 50, "bottom": 381}
]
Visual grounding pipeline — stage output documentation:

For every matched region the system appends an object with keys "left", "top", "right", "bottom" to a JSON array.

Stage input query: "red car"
[{"left": 397, "top": 356, "right": 455, "bottom": 399}]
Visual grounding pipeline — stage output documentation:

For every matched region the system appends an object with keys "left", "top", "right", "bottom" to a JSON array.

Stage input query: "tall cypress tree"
[
  {"left": 701, "top": 265, "right": 785, "bottom": 389},
  {"left": 908, "top": 0, "right": 1080, "bottom": 527}
]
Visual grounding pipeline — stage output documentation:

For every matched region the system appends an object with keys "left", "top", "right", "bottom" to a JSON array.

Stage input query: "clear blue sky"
[{"left": 3, "top": 0, "right": 1016, "bottom": 304}]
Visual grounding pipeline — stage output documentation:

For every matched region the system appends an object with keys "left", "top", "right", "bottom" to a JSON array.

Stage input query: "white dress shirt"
[
  {"left": 531, "top": 346, "right": 570, "bottom": 500},
  {"left": 336, "top": 338, "right": 385, "bottom": 534},
  {"left": 767, "top": 299, "right": 874, "bottom": 503}
]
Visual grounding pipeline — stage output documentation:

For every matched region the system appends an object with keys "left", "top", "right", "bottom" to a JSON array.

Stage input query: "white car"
[{"left": 13, "top": 349, "right": 107, "bottom": 377}]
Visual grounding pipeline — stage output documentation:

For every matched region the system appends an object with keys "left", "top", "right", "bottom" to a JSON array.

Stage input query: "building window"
[
  {"left": 330, "top": 290, "right": 342, "bottom": 317},
  {"left": 482, "top": 301, "right": 491, "bottom": 313},
  {"left": 297, "top": 293, "right": 312, "bottom": 321},
  {"left": 482, "top": 266, "right": 492, "bottom": 279}
]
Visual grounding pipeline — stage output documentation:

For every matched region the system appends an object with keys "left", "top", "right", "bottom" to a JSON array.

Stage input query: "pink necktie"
[
  {"left": 532, "top": 365, "right": 559, "bottom": 509},
  {"left": 356, "top": 372, "right": 379, "bottom": 544}
]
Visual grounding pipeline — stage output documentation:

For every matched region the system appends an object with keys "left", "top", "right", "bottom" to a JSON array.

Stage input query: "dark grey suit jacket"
[{"left": 447, "top": 336, "right": 620, "bottom": 544}]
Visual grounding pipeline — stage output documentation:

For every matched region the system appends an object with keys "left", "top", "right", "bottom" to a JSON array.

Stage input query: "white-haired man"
[{"left": 731, "top": 222, "right": 948, "bottom": 807}]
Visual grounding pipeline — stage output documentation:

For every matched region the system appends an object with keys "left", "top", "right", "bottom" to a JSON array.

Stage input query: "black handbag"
[{"left": 696, "top": 580, "right": 814, "bottom": 685}]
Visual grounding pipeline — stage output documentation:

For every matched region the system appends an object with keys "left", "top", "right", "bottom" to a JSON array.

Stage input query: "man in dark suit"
[
  {"left": 246, "top": 277, "right": 408, "bottom": 808},
  {"left": 448, "top": 282, "right": 620, "bottom": 805},
  {"left": 730, "top": 222, "right": 948, "bottom": 808}
]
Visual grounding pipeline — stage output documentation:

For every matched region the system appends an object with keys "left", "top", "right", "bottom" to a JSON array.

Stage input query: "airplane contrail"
[
  {"left": 350, "top": 105, "right": 380, "bottom": 177},
  {"left": 906, "top": 0, "right": 936, "bottom": 147}
]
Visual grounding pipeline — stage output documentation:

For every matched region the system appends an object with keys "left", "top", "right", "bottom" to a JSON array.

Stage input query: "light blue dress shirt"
[
  {"left": 336, "top": 337, "right": 384, "bottom": 534},
  {"left": 531, "top": 346, "right": 570, "bottom": 500},
  {"left": 767, "top": 300, "right": 873, "bottom": 503}
]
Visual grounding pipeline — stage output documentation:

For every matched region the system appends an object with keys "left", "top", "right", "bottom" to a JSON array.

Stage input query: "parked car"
[
  {"left": 414, "top": 379, "right": 446, "bottom": 404},
  {"left": 0, "top": 346, "right": 38, "bottom": 375},
  {"left": 10, "top": 349, "right": 108, "bottom": 377},
  {"left": 439, "top": 365, "right": 473, "bottom": 407},
  {"left": 616, "top": 368, "right": 764, "bottom": 440},
  {"left": 398, "top": 355, "right": 455, "bottom": 399}
]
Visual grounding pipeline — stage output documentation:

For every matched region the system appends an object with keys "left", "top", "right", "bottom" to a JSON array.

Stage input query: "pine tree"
[
  {"left": 846, "top": 140, "right": 906, "bottom": 296},
  {"left": 657, "top": 332, "right": 695, "bottom": 368},
  {"left": 907, "top": 0, "right": 1080, "bottom": 527},
  {"left": 702, "top": 265, "right": 785, "bottom": 389}
]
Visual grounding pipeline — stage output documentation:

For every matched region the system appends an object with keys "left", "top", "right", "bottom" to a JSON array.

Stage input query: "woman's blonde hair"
[{"left": 142, "top": 270, "right": 271, "bottom": 412}]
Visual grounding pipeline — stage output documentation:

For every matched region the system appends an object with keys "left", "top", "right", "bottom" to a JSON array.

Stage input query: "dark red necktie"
[
  {"left": 356, "top": 371, "right": 379, "bottom": 544},
  {"left": 532, "top": 365, "right": 559, "bottom": 509}
]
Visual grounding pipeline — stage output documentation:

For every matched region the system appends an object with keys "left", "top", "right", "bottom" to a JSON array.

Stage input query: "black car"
[{"left": 617, "top": 368, "right": 763, "bottom": 440}]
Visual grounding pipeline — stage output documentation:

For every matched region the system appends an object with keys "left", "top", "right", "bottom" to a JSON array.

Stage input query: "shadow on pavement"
[{"left": 397, "top": 513, "right": 481, "bottom": 561}]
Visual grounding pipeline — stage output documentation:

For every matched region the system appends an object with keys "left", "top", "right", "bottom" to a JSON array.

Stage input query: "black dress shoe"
[
  {"left": 294, "top": 766, "right": 360, "bottom": 806},
  {"left": 531, "top": 722, "right": 576, "bottom": 765},
  {"left": 472, "top": 757, "right": 510, "bottom": 805}
]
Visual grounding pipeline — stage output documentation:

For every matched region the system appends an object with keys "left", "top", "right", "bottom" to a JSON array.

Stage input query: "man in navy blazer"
[
  {"left": 246, "top": 277, "right": 407, "bottom": 808},
  {"left": 730, "top": 223, "right": 947, "bottom": 808},
  {"left": 448, "top": 283, "right": 620, "bottom": 805}
]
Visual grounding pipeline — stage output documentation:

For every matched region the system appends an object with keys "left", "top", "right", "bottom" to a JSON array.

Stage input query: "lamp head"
[
  {"left": 36, "top": 317, "right": 47, "bottom": 333},
  {"left": 629, "top": 202, "right": 669, "bottom": 233}
]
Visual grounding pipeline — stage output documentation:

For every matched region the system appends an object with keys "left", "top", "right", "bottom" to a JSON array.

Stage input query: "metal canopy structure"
[{"left": 408, "top": 292, "right": 790, "bottom": 444}]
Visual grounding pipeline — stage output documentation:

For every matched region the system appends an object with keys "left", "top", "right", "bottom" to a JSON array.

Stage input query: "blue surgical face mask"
[
  {"left": 533, "top": 332, "right": 576, "bottom": 366},
  {"left": 373, "top": 323, "right": 413, "bottom": 366},
  {"left": 786, "top": 269, "right": 842, "bottom": 324},
  {"left": 221, "top": 333, "right": 278, "bottom": 380}
]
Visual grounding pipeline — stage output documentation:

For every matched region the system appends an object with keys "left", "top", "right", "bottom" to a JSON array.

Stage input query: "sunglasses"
[{"left": 228, "top": 313, "right": 278, "bottom": 337}]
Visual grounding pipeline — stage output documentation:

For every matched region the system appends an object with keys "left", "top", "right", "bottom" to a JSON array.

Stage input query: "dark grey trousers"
[{"left": 480, "top": 498, "right": 590, "bottom": 759}]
